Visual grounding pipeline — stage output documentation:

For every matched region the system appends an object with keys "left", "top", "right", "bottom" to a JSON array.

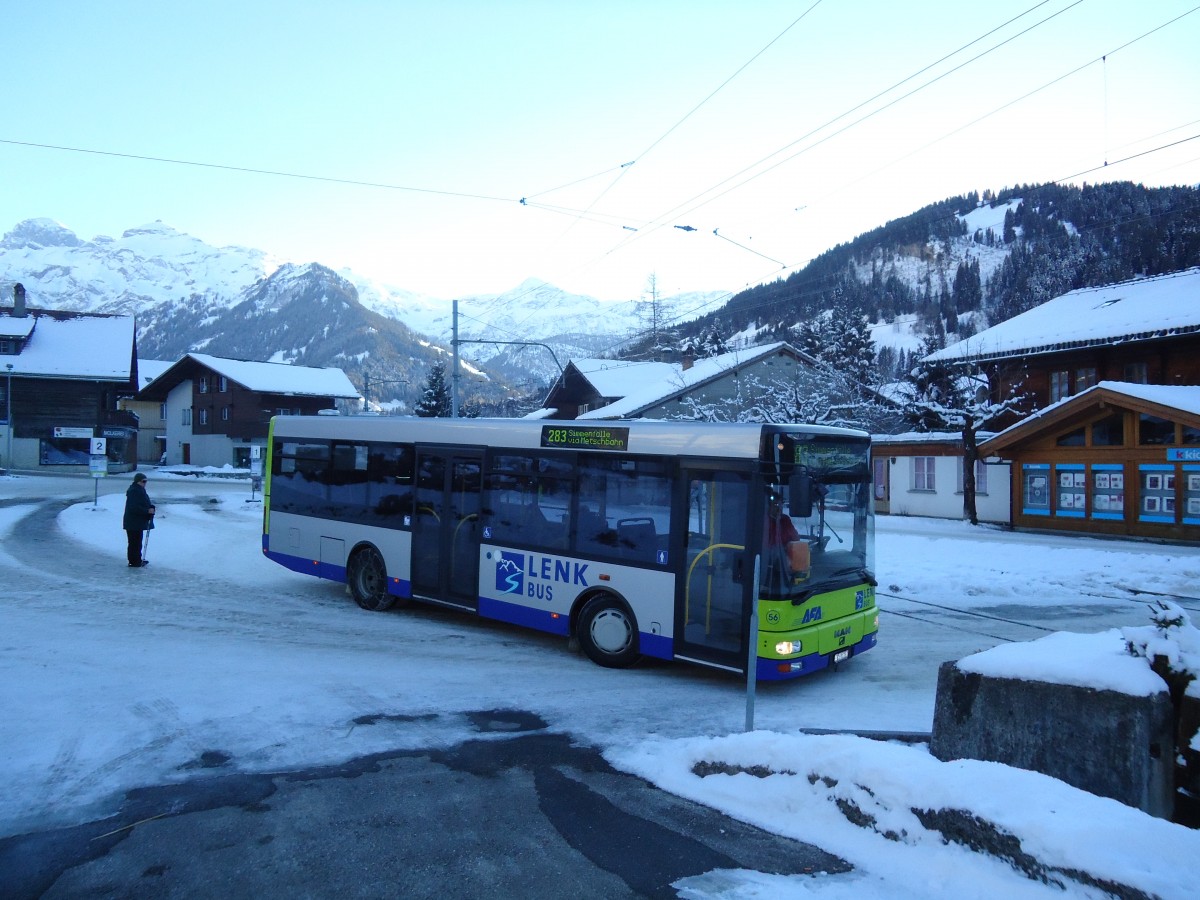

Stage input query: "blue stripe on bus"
[
  {"left": 477, "top": 595, "right": 673, "bottom": 661},
  {"left": 479, "top": 595, "right": 570, "bottom": 636},
  {"left": 261, "top": 548, "right": 411, "bottom": 598}
]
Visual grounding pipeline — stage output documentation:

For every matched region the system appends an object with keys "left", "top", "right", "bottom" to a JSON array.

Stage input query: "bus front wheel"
[
  {"left": 348, "top": 547, "right": 396, "bottom": 612},
  {"left": 578, "top": 595, "right": 639, "bottom": 668}
]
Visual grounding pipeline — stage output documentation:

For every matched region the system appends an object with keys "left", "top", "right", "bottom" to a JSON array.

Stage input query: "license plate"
[{"left": 833, "top": 649, "right": 850, "bottom": 663}]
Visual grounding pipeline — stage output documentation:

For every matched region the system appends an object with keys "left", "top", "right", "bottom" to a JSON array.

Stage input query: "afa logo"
[{"left": 495, "top": 552, "right": 524, "bottom": 595}]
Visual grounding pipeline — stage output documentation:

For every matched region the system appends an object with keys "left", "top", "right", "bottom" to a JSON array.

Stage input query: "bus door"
[
  {"left": 412, "top": 448, "right": 482, "bottom": 609},
  {"left": 675, "top": 467, "right": 752, "bottom": 673}
]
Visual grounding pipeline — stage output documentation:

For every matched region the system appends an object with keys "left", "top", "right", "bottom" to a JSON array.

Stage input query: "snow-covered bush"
[{"left": 1123, "top": 601, "right": 1200, "bottom": 697}]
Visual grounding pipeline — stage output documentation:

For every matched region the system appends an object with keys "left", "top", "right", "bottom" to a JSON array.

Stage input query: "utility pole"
[
  {"left": 361, "top": 370, "right": 408, "bottom": 414},
  {"left": 451, "top": 298, "right": 460, "bottom": 418},
  {"left": 4, "top": 362, "right": 12, "bottom": 470}
]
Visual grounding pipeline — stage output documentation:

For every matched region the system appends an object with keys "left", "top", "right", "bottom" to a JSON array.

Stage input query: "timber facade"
[{"left": 980, "top": 384, "right": 1200, "bottom": 542}]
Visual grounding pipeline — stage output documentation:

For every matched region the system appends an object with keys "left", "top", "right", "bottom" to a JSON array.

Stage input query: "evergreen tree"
[
  {"left": 825, "top": 304, "right": 876, "bottom": 388},
  {"left": 953, "top": 259, "right": 982, "bottom": 313},
  {"left": 414, "top": 362, "right": 452, "bottom": 417},
  {"left": 701, "top": 326, "right": 727, "bottom": 358},
  {"left": 793, "top": 305, "right": 876, "bottom": 389}
]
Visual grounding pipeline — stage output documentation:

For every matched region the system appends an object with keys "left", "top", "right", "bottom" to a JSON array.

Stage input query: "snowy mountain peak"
[
  {"left": 4, "top": 218, "right": 83, "bottom": 249},
  {"left": 120, "top": 221, "right": 185, "bottom": 239}
]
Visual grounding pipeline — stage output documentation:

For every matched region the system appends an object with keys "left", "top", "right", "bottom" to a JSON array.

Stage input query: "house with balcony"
[
  {"left": 138, "top": 353, "right": 359, "bottom": 468},
  {"left": 1, "top": 284, "right": 139, "bottom": 472},
  {"left": 925, "top": 267, "right": 1200, "bottom": 413},
  {"left": 926, "top": 267, "right": 1200, "bottom": 540}
]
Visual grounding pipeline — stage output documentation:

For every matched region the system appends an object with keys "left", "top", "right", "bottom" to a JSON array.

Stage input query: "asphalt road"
[{"left": 2, "top": 710, "right": 847, "bottom": 899}]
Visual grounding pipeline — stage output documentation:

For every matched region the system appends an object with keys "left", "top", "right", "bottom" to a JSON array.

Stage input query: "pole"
[
  {"left": 451, "top": 299, "right": 460, "bottom": 418},
  {"left": 745, "top": 554, "right": 761, "bottom": 732},
  {"left": 5, "top": 364, "right": 12, "bottom": 470}
]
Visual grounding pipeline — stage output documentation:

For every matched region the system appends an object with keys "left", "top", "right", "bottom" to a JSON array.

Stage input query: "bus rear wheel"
[
  {"left": 578, "top": 595, "right": 639, "bottom": 668},
  {"left": 348, "top": 547, "right": 396, "bottom": 612}
]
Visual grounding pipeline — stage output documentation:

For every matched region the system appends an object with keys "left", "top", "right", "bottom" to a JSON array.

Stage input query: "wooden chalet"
[
  {"left": 1, "top": 284, "right": 139, "bottom": 472},
  {"left": 980, "top": 382, "right": 1200, "bottom": 542},
  {"left": 926, "top": 267, "right": 1200, "bottom": 414},
  {"left": 137, "top": 353, "right": 359, "bottom": 468}
]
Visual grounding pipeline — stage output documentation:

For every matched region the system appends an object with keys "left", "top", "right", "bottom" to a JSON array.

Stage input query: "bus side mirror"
[{"left": 789, "top": 474, "right": 813, "bottom": 519}]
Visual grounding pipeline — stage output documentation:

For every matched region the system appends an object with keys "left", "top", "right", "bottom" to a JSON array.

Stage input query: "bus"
[{"left": 263, "top": 416, "right": 877, "bottom": 681}]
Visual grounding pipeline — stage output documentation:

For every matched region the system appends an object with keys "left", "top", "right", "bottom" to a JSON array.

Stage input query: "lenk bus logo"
[
  {"left": 496, "top": 552, "right": 524, "bottom": 595},
  {"left": 495, "top": 551, "right": 590, "bottom": 602}
]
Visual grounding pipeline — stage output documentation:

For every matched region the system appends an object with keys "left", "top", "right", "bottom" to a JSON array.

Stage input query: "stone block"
[{"left": 930, "top": 660, "right": 1175, "bottom": 819}]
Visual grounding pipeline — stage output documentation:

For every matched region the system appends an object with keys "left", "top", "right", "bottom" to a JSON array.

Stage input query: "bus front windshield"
[{"left": 762, "top": 439, "right": 875, "bottom": 598}]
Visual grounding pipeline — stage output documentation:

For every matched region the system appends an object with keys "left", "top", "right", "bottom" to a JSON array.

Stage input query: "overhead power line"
[
  {"left": 605, "top": 0, "right": 1085, "bottom": 257},
  {"left": 560, "top": 0, "right": 827, "bottom": 233},
  {"left": 0, "top": 138, "right": 517, "bottom": 203},
  {"left": 807, "top": 5, "right": 1200, "bottom": 212}
]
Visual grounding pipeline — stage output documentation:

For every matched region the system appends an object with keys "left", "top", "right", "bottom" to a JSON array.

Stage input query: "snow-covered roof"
[
  {"left": 1102, "top": 382, "right": 1200, "bottom": 417},
  {"left": 983, "top": 380, "right": 1200, "bottom": 448},
  {"left": 578, "top": 342, "right": 797, "bottom": 419},
  {"left": 871, "top": 431, "right": 995, "bottom": 446},
  {"left": 144, "top": 352, "right": 359, "bottom": 399},
  {"left": 568, "top": 358, "right": 677, "bottom": 399},
  {"left": 136, "top": 359, "right": 173, "bottom": 388},
  {"left": 0, "top": 316, "right": 35, "bottom": 339},
  {"left": 0, "top": 311, "right": 134, "bottom": 380},
  {"left": 927, "top": 267, "right": 1200, "bottom": 364}
]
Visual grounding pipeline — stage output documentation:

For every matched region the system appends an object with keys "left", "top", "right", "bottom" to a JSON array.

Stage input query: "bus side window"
[
  {"left": 484, "top": 455, "right": 571, "bottom": 550},
  {"left": 328, "top": 442, "right": 369, "bottom": 515},
  {"left": 575, "top": 506, "right": 615, "bottom": 554},
  {"left": 575, "top": 454, "right": 669, "bottom": 561},
  {"left": 272, "top": 440, "right": 330, "bottom": 515},
  {"left": 368, "top": 444, "right": 413, "bottom": 521}
]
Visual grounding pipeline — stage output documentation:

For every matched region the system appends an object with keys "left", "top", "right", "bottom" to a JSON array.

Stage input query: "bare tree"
[
  {"left": 906, "top": 339, "right": 1026, "bottom": 524},
  {"left": 674, "top": 360, "right": 899, "bottom": 432}
]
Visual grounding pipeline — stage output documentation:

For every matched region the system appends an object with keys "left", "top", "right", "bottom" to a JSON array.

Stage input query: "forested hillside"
[{"left": 661, "top": 181, "right": 1200, "bottom": 370}]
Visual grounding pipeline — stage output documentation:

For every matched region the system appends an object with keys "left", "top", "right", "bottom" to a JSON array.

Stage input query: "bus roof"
[{"left": 269, "top": 415, "right": 868, "bottom": 461}]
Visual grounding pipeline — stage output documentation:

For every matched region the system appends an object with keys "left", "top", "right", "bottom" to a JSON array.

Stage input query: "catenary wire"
[
  {"left": 489, "top": 2, "right": 829, "bottom": 336},
  {"left": 0, "top": 138, "right": 517, "bottom": 203},
  {"left": 596, "top": 1, "right": 1083, "bottom": 262},
  {"left": 563, "top": 1, "right": 827, "bottom": 232},
  {"left": 807, "top": 6, "right": 1200, "bottom": 209}
]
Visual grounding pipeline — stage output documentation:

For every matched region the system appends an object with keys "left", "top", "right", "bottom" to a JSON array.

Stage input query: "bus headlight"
[{"left": 775, "top": 640, "right": 802, "bottom": 655}]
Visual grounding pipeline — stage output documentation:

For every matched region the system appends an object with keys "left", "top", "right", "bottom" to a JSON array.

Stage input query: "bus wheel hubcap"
[{"left": 591, "top": 609, "right": 631, "bottom": 654}]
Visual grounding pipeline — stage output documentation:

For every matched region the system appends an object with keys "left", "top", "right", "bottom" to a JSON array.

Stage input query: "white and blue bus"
[{"left": 263, "top": 416, "right": 877, "bottom": 681}]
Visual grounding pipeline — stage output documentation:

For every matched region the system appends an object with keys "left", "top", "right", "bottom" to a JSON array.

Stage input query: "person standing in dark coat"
[{"left": 123, "top": 473, "right": 156, "bottom": 567}]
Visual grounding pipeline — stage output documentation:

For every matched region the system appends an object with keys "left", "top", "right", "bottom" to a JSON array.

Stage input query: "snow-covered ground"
[{"left": 2, "top": 471, "right": 1199, "bottom": 898}]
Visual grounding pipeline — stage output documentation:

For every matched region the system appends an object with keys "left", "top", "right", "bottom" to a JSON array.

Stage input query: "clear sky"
[{"left": 4, "top": 1, "right": 1198, "bottom": 302}]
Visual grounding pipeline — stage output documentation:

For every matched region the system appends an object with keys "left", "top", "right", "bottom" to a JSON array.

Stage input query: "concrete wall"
[{"left": 930, "top": 661, "right": 1175, "bottom": 818}]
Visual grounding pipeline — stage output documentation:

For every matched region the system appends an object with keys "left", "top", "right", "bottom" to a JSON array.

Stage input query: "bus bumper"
[{"left": 756, "top": 630, "right": 878, "bottom": 681}]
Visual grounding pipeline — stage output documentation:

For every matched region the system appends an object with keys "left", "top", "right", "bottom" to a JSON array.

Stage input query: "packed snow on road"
[{"left": 3, "top": 472, "right": 1199, "bottom": 898}]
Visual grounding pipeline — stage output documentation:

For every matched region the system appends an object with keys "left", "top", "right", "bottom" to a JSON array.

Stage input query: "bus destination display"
[{"left": 540, "top": 425, "right": 630, "bottom": 451}]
